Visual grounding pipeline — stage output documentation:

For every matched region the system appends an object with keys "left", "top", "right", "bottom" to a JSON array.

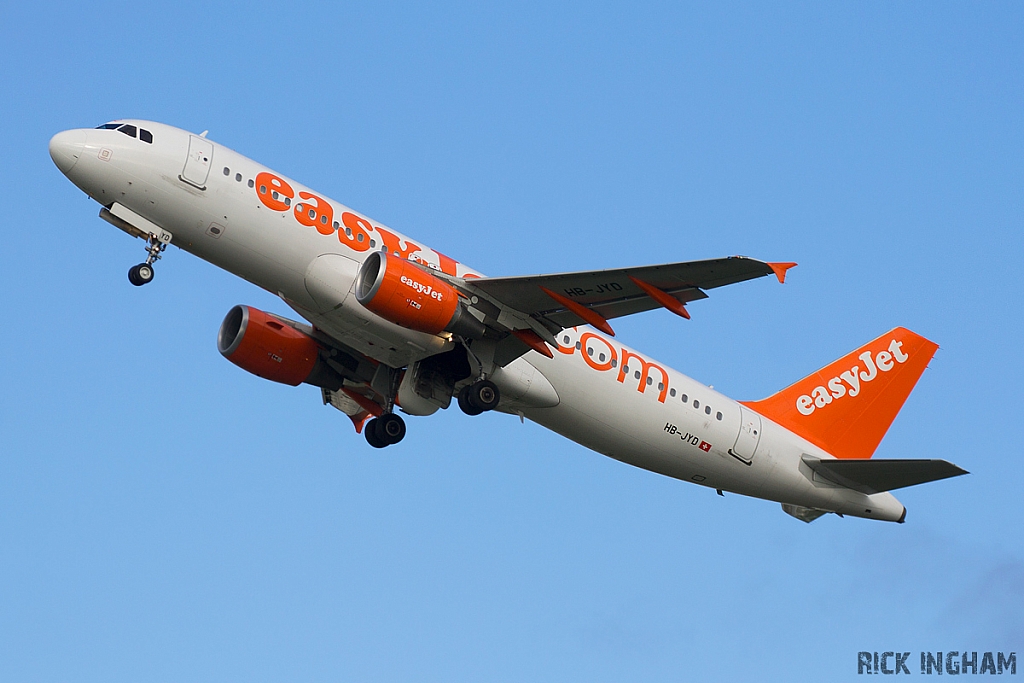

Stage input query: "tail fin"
[{"left": 742, "top": 327, "right": 938, "bottom": 460}]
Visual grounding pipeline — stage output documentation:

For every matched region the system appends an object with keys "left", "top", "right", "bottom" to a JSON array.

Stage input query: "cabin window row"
[
  {"left": 225, "top": 167, "right": 275, "bottom": 197},
  {"left": 222, "top": 167, "right": 389, "bottom": 248},
  {"left": 667, "top": 386, "right": 724, "bottom": 420},
  {"left": 564, "top": 335, "right": 723, "bottom": 420}
]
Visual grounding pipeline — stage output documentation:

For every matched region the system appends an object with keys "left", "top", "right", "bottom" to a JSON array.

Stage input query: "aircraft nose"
[{"left": 49, "top": 129, "right": 87, "bottom": 174}]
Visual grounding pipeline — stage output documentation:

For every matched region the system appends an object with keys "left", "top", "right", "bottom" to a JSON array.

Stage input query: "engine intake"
[
  {"left": 355, "top": 252, "right": 485, "bottom": 339},
  {"left": 217, "top": 305, "right": 342, "bottom": 388}
]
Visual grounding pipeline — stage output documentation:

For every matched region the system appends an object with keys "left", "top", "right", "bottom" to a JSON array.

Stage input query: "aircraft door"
[
  {"left": 181, "top": 135, "right": 214, "bottom": 189},
  {"left": 730, "top": 405, "right": 762, "bottom": 464}
]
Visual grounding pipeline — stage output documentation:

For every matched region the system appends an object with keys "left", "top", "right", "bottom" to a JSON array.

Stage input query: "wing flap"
[{"left": 802, "top": 456, "right": 968, "bottom": 495}]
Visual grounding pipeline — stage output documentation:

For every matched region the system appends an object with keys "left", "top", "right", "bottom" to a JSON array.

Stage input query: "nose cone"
[{"left": 49, "top": 129, "right": 87, "bottom": 174}]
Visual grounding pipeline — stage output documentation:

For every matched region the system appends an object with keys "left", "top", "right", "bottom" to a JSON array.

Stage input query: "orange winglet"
[
  {"left": 539, "top": 286, "right": 615, "bottom": 337},
  {"left": 341, "top": 387, "right": 384, "bottom": 418},
  {"left": 512, "top": 329, "right": 554, "bottom": 358},
  {"left": 767, "top": 262, "right": 797, "bottom": 284},
  {"left": 628, "top": 276, "right": 691, "bottom": 320}
]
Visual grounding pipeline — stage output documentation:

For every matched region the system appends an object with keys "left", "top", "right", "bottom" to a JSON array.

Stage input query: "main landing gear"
[
  {"left": 364, "top": 412, "right": 407, "bottom": 449},
  {"left": 457, "top": 379, "right": 500, "bottom": 416},
  {"left": 362, "top": 359, "right": 500, "bottom": 447},
  {"left": 128, "top": 233, "right": 168, "bottom": 286},
  {"left": 364, "top": 378, "right": 499, "bottom": 448}
]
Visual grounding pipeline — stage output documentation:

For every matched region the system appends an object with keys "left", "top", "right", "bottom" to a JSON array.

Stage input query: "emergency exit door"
[
  {"left": 181, "top": 135, "right": 214, "bottom": 189},
  {"left": 730, "top": 405, "right": 762, "bottom": 464}
]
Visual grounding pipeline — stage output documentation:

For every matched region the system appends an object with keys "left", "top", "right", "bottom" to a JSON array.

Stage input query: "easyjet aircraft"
[{"left": 50, "top": 120, "right": 967, "bottom": 523}]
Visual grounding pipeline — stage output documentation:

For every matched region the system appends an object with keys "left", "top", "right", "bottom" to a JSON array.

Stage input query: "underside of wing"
[
  {"left": 455, "top": 256, "right": 794, "bottom": 340},
  {"left": 470, "top": 257, "right": 789, "bottom": 324}
]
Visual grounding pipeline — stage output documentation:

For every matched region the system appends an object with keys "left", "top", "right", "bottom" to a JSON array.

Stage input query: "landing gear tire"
[
  {"left": 128, "top": 263, "right": 154, "bottom": 286},
  {"left": 364, "top": 418, "right": 388, "bottom": 448},
  {"left": 377, "top": 413, "right": 406, "bottom": 445},
  {"left": 365, "top": 413, "right": 406, "bottom": 448},
  {"left": 458, "top": 385, "right": 484, "bottom": 416},
  {"left": 459, "top": 380, "right": 500, "bottom": 415}
]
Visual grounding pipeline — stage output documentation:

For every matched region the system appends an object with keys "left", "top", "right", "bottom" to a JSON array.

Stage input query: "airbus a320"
[{"left": 49, "top": 120, "right": 967, "bottom": 523}]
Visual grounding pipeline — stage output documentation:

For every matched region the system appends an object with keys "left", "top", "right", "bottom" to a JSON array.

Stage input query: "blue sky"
[{"left": 1, "top": 2, "right": 1022, "bottom": 681}]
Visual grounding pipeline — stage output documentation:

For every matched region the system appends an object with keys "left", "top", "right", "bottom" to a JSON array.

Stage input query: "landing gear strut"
[
  {"left": 365, "top": 412, "right": 407, "bottom": 448},
  {"left": 458, "top": 379, "right": 500, "bottom": 416},
  {"left": 128, "top": 232, "right": 169, "bottom": 287}
]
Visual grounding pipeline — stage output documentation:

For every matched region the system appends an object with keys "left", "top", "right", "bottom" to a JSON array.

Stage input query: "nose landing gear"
[
  {"left": 128, "top": 263, "right": 154, "bottom": 286},
  {"left": 128, "top": 232, "right": 170, "bottom": 287}
]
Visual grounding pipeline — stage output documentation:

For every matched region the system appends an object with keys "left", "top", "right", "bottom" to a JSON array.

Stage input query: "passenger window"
[
  {"left": 705, "top": 406, "right": 711, "bottom": 415},
  {"left": 716, "top": 412, "right": 723, "bottom": 421},
  {"left": 223, "top": 167, "right": 230, "bottom": 175},
  {"left": 599, "top": 353, "right": 606, "bottom": 362},
  {"left": 117, "top": 124, "right": 137, "bottom": 138},
  {"left": 670, "top": 388, "right": 676, "bottom": 397},
  {"left": 140, "top": 129, "right": 153, "bottom": 143},
  {"left": 370, "top": 239, "right": 376, "bottom": 247},
  {"left": 693, "top": 400, "right": 699, "bottom": 409},
  {"left": 248, "top": 179, "right": 254, "bottom": 188},
  {"left": 575, "top": 342, "right": 581, "bottom": 350},
  {"left": 681, "top": 394, "right": 688, "bottom": 402},
  {"left": 563, "top": 335, "right": 570, "bottom": 344},
  {"left": 235, "top": 173, "right": 242, "bottom": 182}
]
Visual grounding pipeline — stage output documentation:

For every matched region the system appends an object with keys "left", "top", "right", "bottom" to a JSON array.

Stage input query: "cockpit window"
[{"left": 94, "top": 122, "right": 153, "bottom": 143}]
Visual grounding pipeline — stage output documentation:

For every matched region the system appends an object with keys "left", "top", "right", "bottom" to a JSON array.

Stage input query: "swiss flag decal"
[{"left": 698, "top": 441, "right": 712, "bottom": 452}]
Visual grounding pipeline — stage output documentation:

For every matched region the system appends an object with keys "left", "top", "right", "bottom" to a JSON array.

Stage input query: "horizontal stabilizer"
[{"left": 802, "top": 455, "right": 968, "bottom": 495}]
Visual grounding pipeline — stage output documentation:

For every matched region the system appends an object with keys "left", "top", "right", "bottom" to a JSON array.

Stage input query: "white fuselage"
[{"left": 50, "top": 120, "right": 906, "bottom": 522}]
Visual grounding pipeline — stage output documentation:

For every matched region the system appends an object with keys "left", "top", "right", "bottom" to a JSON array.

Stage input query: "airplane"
[{"left": 49, "top": 119, "right": 967, "bottom": 524}]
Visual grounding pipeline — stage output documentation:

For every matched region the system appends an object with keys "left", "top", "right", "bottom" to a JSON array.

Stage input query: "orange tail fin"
[{"left": 742, "top": 328, "right": 938, "bottom": 460}]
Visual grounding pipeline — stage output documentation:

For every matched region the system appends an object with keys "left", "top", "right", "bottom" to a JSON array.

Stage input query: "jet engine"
[
  {"left": 355, "top": 252, "right": 485, "bottom": 339},
  {"left": 217, "top": 305, "right": 343, "bottom": 388}
]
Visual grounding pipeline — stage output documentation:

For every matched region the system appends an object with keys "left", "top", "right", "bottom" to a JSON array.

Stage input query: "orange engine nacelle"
[
  {"left": 217, "top": 305, "right": 321, "bottom": 386},
  {"left": 355, "top": 252, "right": 485, "bottom": 338}
]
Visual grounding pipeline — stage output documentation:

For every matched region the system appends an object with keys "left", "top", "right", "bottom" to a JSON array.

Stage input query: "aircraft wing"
[{"left": 460, "top": 256, "right": 795, "bottom": 337}]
